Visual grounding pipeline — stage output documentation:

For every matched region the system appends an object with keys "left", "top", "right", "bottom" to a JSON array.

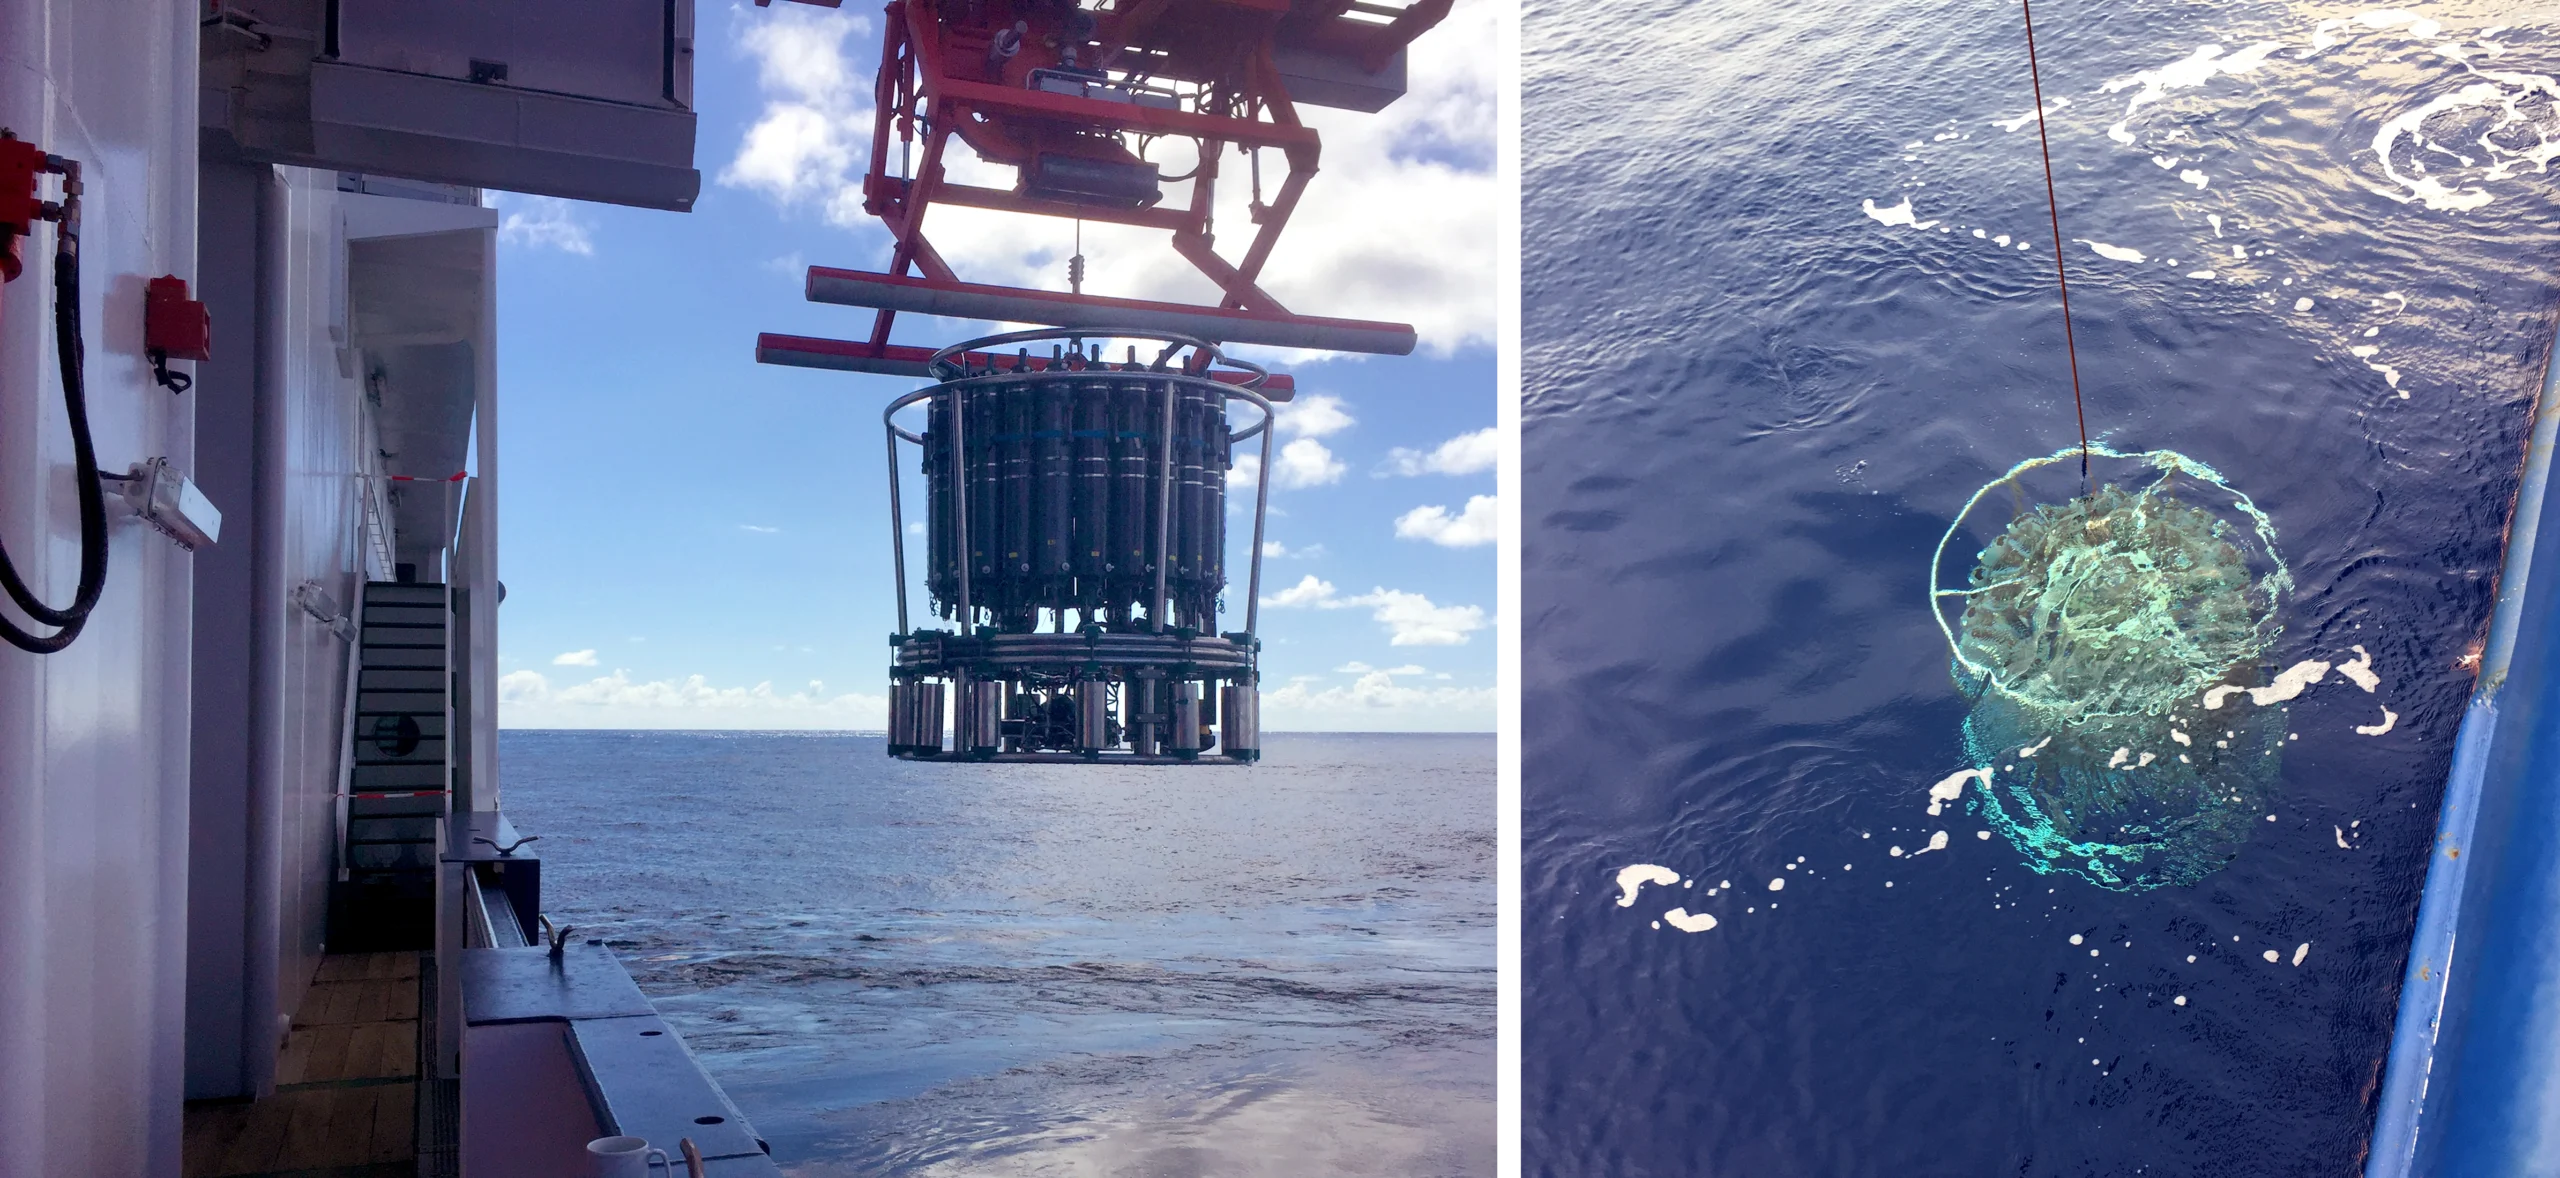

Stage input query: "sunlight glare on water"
[{"left": 505, "top": 731, "right": 1493, "bottom": 1177}]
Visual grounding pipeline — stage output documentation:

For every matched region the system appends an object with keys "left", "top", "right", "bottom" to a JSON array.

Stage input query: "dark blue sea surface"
[
  {"left": 501, "top": 730, "right": 1493, "bottom": 1177},
  {"left": 1524, "top": 1, "right": 2560, "bottom": 1174}
]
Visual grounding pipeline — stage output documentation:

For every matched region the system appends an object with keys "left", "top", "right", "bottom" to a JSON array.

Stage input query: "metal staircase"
[{"left": 329, "top": 580, "right": 453, "bottom": 951}]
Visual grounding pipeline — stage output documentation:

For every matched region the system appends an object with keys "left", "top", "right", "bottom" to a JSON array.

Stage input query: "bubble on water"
[
  {"left": 1613, "top": 864, "right": 1680, "bottom": 907},
  {"left": 2368, "top": 72, "right": 2560, "bottom": 211}
]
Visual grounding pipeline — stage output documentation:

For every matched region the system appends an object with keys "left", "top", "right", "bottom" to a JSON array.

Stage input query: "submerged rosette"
[{"left": 1930, "top": 446, "right": 2293, "bottom": 890}]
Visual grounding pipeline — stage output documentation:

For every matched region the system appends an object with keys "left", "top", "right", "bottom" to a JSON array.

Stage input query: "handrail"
[
  {"left": 351, "top": 472, "right": 472, "bottom": 581},
  {"left": 329, "top": 587, "right": 366, "bottom": 883},
  {"left": 350, "top": 470, "right": 396, "bottom": 581}
]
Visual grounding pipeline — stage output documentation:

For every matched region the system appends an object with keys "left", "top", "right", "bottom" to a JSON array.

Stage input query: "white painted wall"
[
  {"left": 1, "top": 0, "right": 523, "bottom": 1159},
  {"left": 460, "top": 235, "right": 498, "bottom": 812},
  {"left": 185, "top": 154, "right": 262, "bottom": 1103},
  {"left": 186, "top": 161, "right": 382, "bottom": 1101},
  {"left": 270, "top": 165, "right": 378, "bottom": 1061},
  {"left": 0, "top": 1, "right": 200, "bottom": 1173}
]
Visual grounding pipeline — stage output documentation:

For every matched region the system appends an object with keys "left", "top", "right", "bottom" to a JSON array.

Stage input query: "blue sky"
[{"left": 492, "top": 0, "right": 1496, "bottom": 731}]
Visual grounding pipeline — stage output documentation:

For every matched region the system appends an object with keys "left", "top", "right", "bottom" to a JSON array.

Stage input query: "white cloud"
[
  {"left": 1273, "top": 438, "right": 1346, "bottom": 489},
  {"left": 1262, "top": 540, "right": 1325, "bottom": 559},
  {"left": 500, "top": 668, "right": 888, "bottom": 730},
  {"left": 552, "top": 649, "right": 599, "bottom": 667},
  {"left": 1381, "top": 427, "right": 1498, "bottom": 477},
  {"left": 740, "top": 524, "right": 781, "bottom": 534},
  {"left": 496, "top": 195, "right": 595, "bottom": 255},
  {"left": 719, "top": 7, "right": 877, "bottom": 226},
  {"left": 1264, "top": 667, "right": 1493, "bottom": 731},
  {"left": 1259, "top": 576, "right": 1486, "bottom": 645},
  {"left": 718, "top": 0, "right": 1494, "bottom": 352},
  {"left": 1265, "top": 574, "right": 1340, "bottom": 608},
  {"left": 1225, "top": 398, "right": 1349, "bottom": 494},
  {"left": 1281, "top": 394, "right": 1356, "bottom": 439},
  {"left": 1394, "top": 495, "right": 1497, "bottom": 548},
  {"left": 1347, "top": 588, "right": 1486, "bottom": 645}
]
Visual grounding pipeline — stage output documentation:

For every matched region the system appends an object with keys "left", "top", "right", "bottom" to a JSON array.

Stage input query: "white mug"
[{"left": 585, "top": 1135, "right": 673, "bottom": 1178}]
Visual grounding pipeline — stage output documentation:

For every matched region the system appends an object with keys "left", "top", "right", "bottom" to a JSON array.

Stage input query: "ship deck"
[{"left": 181, "top": 952, "right": 432, "bottom": 1178}]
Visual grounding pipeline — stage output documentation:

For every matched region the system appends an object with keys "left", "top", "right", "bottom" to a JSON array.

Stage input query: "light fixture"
[{"left": 102, "top": 457, "right": 221, "bottom": 551}]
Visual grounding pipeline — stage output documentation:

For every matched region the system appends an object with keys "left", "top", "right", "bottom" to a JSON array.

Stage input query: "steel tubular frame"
[
  {"left": 834, "top": 0, "right": 1434, "bottom": 353},
  {"left": 755, "top": 331, "right": 1299, "bottom": 395}
]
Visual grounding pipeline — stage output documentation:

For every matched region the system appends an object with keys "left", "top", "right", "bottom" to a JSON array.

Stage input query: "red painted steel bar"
[{"left": 754, "top": 331, "right": 1300, "bottom": 398}]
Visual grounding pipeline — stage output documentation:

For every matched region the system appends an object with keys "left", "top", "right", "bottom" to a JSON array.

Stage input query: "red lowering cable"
[{"left": 2020, "top": 0, "right": 2092, "bottom": 492}]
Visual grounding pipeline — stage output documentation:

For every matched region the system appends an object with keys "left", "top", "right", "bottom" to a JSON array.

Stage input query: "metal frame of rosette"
[{"left": 879, "top": 328, "right": 1272, "bottom": 764}]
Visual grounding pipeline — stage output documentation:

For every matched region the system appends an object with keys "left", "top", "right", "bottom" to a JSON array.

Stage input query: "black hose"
[{"left": 0, "top": 187, "right": 107, "bottom": 654}]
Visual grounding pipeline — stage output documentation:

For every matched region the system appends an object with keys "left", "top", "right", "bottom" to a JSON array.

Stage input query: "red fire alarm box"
[
  {"left": 144, "top": 275, "right": 210, "bottom": 361},
  {"left": 0, "top": 134, "right": 53, "bottom": 284}
]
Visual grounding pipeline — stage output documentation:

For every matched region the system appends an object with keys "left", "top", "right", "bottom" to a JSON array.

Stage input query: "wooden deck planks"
[
  {"left": 184, "top": 950, "right": 424, "bottom": 1178},
  {"left": 314, "top": 951, "right": 417, "bottom": 984},
  {"left": 370, "top": 1081, "right": 417, "bottom": 1158}
]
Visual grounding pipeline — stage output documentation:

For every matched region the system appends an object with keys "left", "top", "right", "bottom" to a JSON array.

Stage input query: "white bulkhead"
[{"left": 0, "top": 1, "right": 695, "bottom": 1171}]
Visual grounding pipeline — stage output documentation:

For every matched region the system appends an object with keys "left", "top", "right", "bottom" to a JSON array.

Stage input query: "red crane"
[{"left": 754, "top": 0, "right": 1450, "bottom": 385}]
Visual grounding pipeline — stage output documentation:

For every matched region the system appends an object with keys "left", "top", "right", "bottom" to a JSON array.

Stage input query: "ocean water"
[
  {"left": 500, "top": 730, "right": 1493, "bottom": 1177},
  {"left": 1523, "top": 1, "right": 2560, "bottom": 1175}
]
